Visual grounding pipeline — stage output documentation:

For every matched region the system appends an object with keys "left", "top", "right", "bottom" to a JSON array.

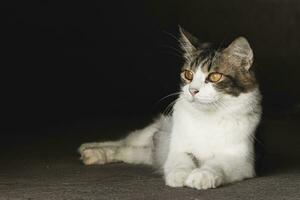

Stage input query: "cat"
[{"left": 78, "top": 27, "right": 262, "bottom": 190}]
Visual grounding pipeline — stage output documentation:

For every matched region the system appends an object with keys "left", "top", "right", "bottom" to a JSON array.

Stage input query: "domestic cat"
[{"left": 78, "top": 27, "right": 262, "bottom": 190}]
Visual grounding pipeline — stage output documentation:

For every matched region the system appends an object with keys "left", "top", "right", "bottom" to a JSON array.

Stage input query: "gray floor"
[
  {"left": 0, "top": 118, "right": 299, "bottom": 200},
  {"left": 0, "top": 155, "right": 299, "bottom": 200}
]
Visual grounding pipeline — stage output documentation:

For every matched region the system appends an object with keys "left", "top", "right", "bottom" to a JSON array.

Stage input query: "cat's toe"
[
  {"left": 185, "top": 169, "right": 222, "bottom": 190},
  {"left": 165, "top": 169, "right": 190, "bottom": 188},
  {"left": 80, "top": 148, "right": 106, "bottom": 165}
]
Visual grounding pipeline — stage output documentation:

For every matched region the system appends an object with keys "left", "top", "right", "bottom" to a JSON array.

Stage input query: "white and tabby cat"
[{"left": 78, "top": 27, "right": 262, "bottom": 190}]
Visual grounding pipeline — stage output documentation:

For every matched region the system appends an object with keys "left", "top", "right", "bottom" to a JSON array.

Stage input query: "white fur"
[{"left": 78, "top": 67, "right": 261, "bottom": 190}]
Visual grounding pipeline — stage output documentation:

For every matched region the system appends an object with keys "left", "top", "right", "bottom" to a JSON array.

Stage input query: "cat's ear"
[
  {"left": 178, "top": 26, "right": 199, "bottom": 59},
  {"left": 225, "top": 37, "right": 254, "bottom": 71}
]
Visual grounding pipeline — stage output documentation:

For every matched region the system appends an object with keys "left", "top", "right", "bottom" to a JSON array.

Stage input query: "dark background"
[{"left": 2, "top": 1, "right": 300, "bottom": 160}]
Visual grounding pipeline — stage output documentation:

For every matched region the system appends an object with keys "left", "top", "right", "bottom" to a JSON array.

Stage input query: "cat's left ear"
[
  {"left": 178, "top": 26, "right": 199, "bottom": 59},
  {"left": 225, "top": 37, "right": 254, "bottom": 71}
]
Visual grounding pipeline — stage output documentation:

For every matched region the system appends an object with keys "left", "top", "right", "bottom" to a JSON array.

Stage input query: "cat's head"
[{"left": 179, "top": 27, "right": 258, "bottom": 106}]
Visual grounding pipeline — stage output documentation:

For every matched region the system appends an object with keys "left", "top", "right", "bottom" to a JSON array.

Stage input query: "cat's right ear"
[{"left": 178, "top": 26, "right": 199, "bottom": 59}]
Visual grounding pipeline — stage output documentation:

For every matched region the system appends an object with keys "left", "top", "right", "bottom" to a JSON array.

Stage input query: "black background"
[{"left": 2, "top": 1, "right": 300, "bottom": 159}]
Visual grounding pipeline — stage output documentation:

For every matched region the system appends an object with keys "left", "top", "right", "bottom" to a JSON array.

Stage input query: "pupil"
[{"left": 186, "top": 71, "right": 192, "bottom": 79}]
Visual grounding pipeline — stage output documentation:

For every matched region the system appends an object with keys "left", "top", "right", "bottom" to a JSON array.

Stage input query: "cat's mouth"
[
  {"left": 187, "top": 95, "right": 218, "bottom": 104},
  {"left": 187, "top": 95, "right": 220, "bottom": 105}
]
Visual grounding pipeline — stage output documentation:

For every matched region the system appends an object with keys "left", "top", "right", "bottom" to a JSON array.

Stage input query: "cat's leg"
[
  {"left": 163, "top": 151, "right": 196, "bottom": 188},
  {"left": 79, "top": 118, "right": 163, "bottom": 165},
  {"left": 80, "top": 145, "right": 153, "bottom": 165},
  {"left": 78, "top": 139, "right": 126, "bottom": 165},
  {"left": 184, "top": 156, "right": 254, "bottom": 190},
  {"left": 78, "top": 140, "right": 124, "bottom": 154}
]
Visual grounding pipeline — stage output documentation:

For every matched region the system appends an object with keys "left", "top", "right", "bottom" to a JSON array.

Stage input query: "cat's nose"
[{"left": 189, "top": 88, "right": 199, "bottom": 96}]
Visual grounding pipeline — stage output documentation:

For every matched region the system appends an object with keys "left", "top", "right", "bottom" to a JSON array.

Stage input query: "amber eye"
[
  {"left": 207, "top": 72, "right": 223, "bottom": 83},
  {"left": 182, "top": 70, "right": 194, "bottom": 81}
]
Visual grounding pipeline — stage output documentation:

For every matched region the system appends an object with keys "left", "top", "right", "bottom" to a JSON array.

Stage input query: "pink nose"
[{"left": 189, "top": 88, "right": 199, "bottom": 96}]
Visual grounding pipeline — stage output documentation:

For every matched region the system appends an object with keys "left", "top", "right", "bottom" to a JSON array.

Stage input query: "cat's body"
[{"left": 78, "top": 27, "right": 262, "bottom": 190}]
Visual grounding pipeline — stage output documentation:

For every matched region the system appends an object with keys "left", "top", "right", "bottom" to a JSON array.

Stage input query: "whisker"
[
  {"left": 163, "top": 99, "right": 177, "bottom": 116},
  {"left": 160, "top": 44, "right": 183, "bottom": 55},
  {"left": 212, "top": 101, "right": 220, "bottom": 111},
  {"left": 249, "top": 134, "right": 264, "bottom": 147},
  {"left": 162, "top": 31, "right": 194, "bottom": 63},
  {"left": 215, "top": 100, "right": 233, "bottom": 113},
  {"left": 162, "top": 97, "right": 183, "bottom": 116},
  {"left": 156, "top": 92, "right": 182, "bottom": 105},
  {"left": 162, "top": 31, "right": 180, "bottom": 43}
]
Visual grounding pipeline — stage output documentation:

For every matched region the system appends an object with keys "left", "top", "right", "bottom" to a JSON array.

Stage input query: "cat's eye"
[
  {"left": 182, "top": 70, "right": 194, "bottom": 81},
  {"left": 207, "top": 72, "right": 223, "bottom": 83}
]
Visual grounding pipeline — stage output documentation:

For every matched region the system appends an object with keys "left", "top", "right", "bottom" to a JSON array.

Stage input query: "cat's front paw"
[
  {"left": 184, "top": 169, "right": 222, "bottom": 190},
  {"left": 165, "top": 169, "right": 190, "bottom": 188},
  {"left": 78, "top": 142, "right": 97, "bottom": 154},
  {"left": 80, "top": 148, "right": 107, "bottom": 165}
]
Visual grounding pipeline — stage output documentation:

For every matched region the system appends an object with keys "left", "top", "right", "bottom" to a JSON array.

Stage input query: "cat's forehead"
[
  {"left": 204, "top": 52, "right": 237, "bottom": 75},
  {"left": 185, "top": 50, "right": 235, "bottom": 75}
]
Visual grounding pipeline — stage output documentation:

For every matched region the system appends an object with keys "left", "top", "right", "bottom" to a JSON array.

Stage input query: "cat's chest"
[
  {"left": 175, "top": 114, "right": 234, "bottom": 142},
  {"left": 171, "top": 107, "right": 244, "bottom": 156}
]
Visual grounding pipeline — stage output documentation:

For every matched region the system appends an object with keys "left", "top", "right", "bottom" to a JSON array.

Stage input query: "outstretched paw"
[
  {"left": 80, "top": 148, "right": 107, "bottom": 165},
  {"left": 184, "top": 169, "right": 222, "bottom": 190},
  {"left": 78, "top": 143, "right": 98, "bottom": 154}
]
